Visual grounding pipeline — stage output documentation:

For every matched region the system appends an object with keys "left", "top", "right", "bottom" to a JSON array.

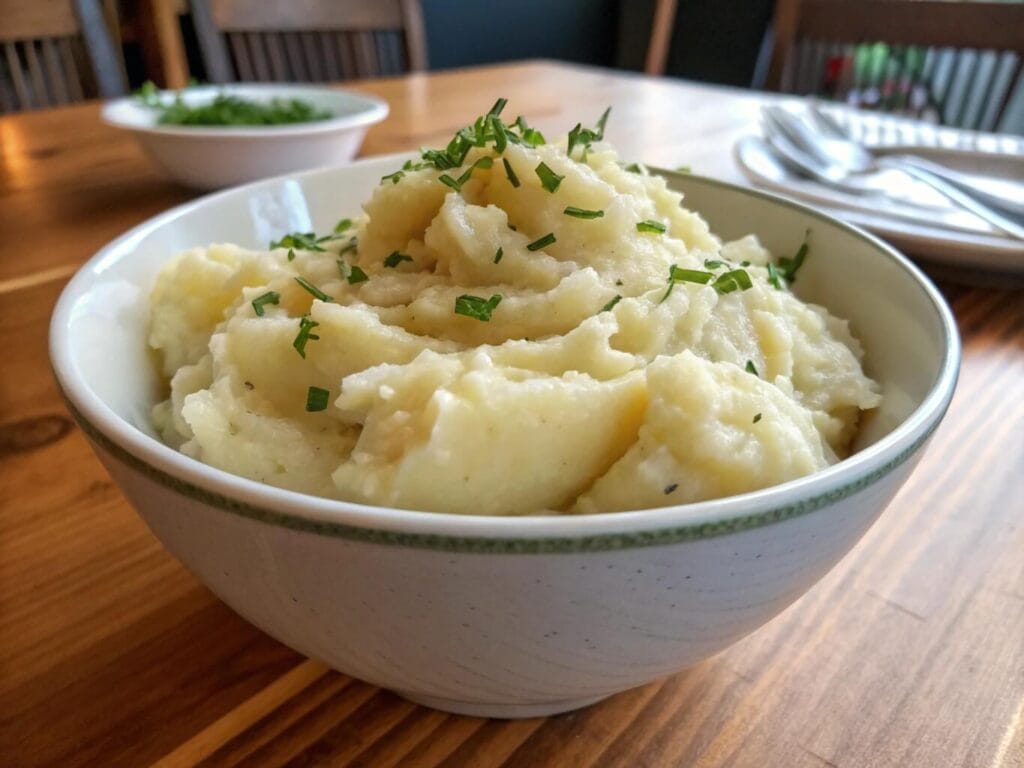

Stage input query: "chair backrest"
[
  {"left": 0, "top": 0, "right": 127, "bottom": 113},
  {"left": 189, "top": 0, "right": 427, "bottom": 84},
  {"left": 760, "top": 0, "right": 1024, "bottom": 133}
]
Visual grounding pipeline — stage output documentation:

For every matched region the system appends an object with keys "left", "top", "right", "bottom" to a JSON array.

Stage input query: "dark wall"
[
  {"left": 616, "top": 0, "right": 775, "bottom": 87},
  {"left": 422, "top": 0, "right": 620, "bottom": 70}
]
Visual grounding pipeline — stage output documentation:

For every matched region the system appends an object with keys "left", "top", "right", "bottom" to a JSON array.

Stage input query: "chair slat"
[
  {"left": 227, "top": 32, "right": 252, "bottom": 80},
  {"left": 4, "top": 42, "right": 31, "bottom": 110},
  {"left": 338, "top": 31, "right": 357, "bottom": 79},
  {"left": 300, "top": 31, "right": 324, "bottom": 82},
  {"left": 318, "top": 31, "right": 340, "bottom": 81},
  {"left": 978, "top": 52, "right": 1019, "bottom": 132},
  {"left": 24, "top": 40, "right": 50, "bottom": 108},
  {"left": 246, "top": 32, "right": 271, "bottom": 81},
  {"left": 264, "top": 31, "right": 288, "bottom": 81},
  {"left": 282, "top": 31, "right": 307, "bottom": 81},
  {"left": 41, "top": 38, "right": 71, "bottom": 105},
  {"left": 57, "top": 37, "right": 83, "bottom": 100},
  {"left": 962, "top": 50, "right": 998, "bottom": 130}
]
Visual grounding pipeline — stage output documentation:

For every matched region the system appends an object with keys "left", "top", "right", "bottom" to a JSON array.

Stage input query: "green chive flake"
[
  {"left": 454, "top": 293, "right": 502, "bottom": 322},
  {"left": 712, "top": 269, "right": 753, "bottom": 294},
  {"left": 745, "top": 360, "right": 759, "bottom": 376},
  {"left": 600, "top": 294, "right": 622, "bottom": 313},
  {"left": 333, "top": 218, "right": 353, "bottom": 233},
  {"left": 535, "top": 162, "right": 564, "bottom": 193},
  {"left": 636, "top": 220, "right": 667, "bottom": 234},
  {"left": 251, "top": 291, "right": 280, "bottom": 317},
  {"left": 503, "top": 157, "right": 520, "bottom": 187},
  {"left": 526, "top": 233, "right": 557, "bottom": 252},
  {"left": 493, "top": 247, "right": 504, "bottom": 264},
  {"left": 270, "top": 232, "right": 324, "bottom": 252},
  {"left": 753, "top": 412, "right": 762, "bottom": 423},
  {"left": 564, "top": 206, "right": 604, "bottom": 219},
  {"left": 347, "top": 265, "right": 369, "bottom": 284},
  {"left": 293, "top": 316, "right": 320, "bottom": 358},
  {"left": 306, "top": 386, "right": 330, "bottom": 412},
  {"left": 384, "top": 251, "right": 413, "bottom": 268},
  {"left": 294, "top": 277, "right": 333, "bottom": 303}
]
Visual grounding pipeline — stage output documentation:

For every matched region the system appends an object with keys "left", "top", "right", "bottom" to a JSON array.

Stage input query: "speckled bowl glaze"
[{"left": 50, "top": 156, "right": 959, "bottom": 718}]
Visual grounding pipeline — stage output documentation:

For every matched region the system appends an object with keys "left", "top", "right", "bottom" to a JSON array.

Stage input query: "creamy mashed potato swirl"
[{"left": 150, "top": 106, "right": 881, "bottom": 515}]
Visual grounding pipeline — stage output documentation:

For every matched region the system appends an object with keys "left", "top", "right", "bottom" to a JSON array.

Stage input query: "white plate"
[
  {"left": 102, "top": 83, "right": 389, "bottom": 190},
  {"left": 735, "top": 107, "right": 1024, "bottom": 276}
]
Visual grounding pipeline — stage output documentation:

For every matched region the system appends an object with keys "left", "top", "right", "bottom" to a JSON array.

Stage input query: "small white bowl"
[
  {"left": 50, "top": 156, "right": 959, "bottom": 718},
  {"left": 101, "top": 84, "right": 388, "bottom": 189}
]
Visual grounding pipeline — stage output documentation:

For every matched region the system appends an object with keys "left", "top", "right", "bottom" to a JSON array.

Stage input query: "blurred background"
[{"left": 3, "top": 0, "right": 1023, "bottom": 133}]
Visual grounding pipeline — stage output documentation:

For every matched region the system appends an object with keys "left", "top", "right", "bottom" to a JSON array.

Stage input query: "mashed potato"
[{"left": 149, "top": 105, "right": 880, "bottom": 515}]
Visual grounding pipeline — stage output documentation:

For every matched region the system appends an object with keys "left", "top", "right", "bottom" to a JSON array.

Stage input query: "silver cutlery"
[{"left": 762, "top": 105, "right": 1024, "bottom": 240}]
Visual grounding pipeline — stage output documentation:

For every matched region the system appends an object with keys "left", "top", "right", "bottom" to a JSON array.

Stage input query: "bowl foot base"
[{"left": 395, "top": 691, "right": 613, "bottom": 718}]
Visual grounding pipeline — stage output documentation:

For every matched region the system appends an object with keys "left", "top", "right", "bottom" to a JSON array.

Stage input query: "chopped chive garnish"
[
  {"left": 704, "top": 259, "right": 726, "bottom": 269},
  {"left": 306, "top": 386, "right": 330, "bottom": 412},
  {"left": 438, "top": 174, "right": 461, "bottom": 191},
  {"left": 384, "top": 251, "right": 413, "bottom": 268},
  {"left": 636, "top": 220, "right": 667, "bottom": 234},
  {"left": 745, "top": 360, "right": 759, "bottom": 376},
  {"left": 338, "top": 260, "right": 368, "bottom": 284},
  {"left": 564, "top": 206, "right": 604, "bottom": 219},
  {"left": 454, "top": 293, "right": 502, "bottom": 322},
  {"left": 251, "top": 291, "right": 280, "bottom": 317},
  {"left": 490, "top": 116, "right": 508, "bottom": 153},
  {"left": 767, "top": 263, "right": 784, "bottom": 290},
  {"left": 615, "top": 279, "right": 623, "bottom": 286},
  {"left": 600, "top": 294, "right": 622, "bottom": 313},
  {"left": 712, "top": 269, "right": 753, "bottom": 294},
  {"left": 567, "top": 106, "right": 611, "bottom": 159},
  {"left": 294, "top": 277, "right": 333, "bottom": 302},
  {"left": 270, "top": 232, "right": 325, "bottom": 252},
  {"left": 669, "top": 267, "right": 714, "bottom": 284},
  {"left": 494, "top": 247, "right": 504, "bottom": 264},
  {"left": 660, "top": 265, "right": 714, "bottom": 303},
  {"left": 502, "top": 157, "right": 520, "bottom": 187},
  {"left": 753, "top": 413, "right": 762, "bottom": 423},
  {"left": 488, "top": 97, "right": 508, "bottom": 117},
  {"left": 624, "top": 162, "right": 647, "bottom": 174},
  {"left": 439, "top": 156, "right": 494, "bottom": 192},
  {"left": 513, "top": 115, "right": 546, "bottom": 146},
  {"left": 664, "top": 483, "right": 678, "bottom": 495},
  {"left": 338, "top": 237, "right": 358, "bottom": 256},
  {"left": 526, "top": 233, "right": 557, "bottom": 251},
  {"left": 333, "top": 218, "right": 353, "bottom": 233},
  {"left": 535, "top": 162, "right": 564, "bottom": 193},
  {"left": 287, "top": 248, "right": 296, "bottom": 262},
  {"left": 293, "top": 316, "right": 320, "bottom": 358},
  {"left": 777, "top": 234, "right": 810, "bottom": 283},
  {"left": 740, "top": 260, "right": 751, "bottom": 266},
  {"left": 381, "top": 170, "right": 404, "bottom": 185}
]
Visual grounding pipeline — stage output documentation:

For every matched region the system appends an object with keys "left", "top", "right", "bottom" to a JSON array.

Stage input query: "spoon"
[{"left": 763, "top": 106, "right": 1024, "bottom": 240}]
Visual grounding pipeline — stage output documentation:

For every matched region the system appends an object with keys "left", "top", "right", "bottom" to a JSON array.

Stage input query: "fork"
[{"left": 763, "top": 106, "right": 1024, "bottom": 240}]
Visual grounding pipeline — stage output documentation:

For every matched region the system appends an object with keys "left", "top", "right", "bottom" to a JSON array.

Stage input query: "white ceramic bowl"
[
  {"left": 101, "top": 84, "right": 388, "bottom": 189},
  {"left": 50, "top": 156, "right": 959, "bottom": 718}
]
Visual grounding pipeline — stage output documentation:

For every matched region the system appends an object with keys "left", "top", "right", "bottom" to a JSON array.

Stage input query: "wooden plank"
[
  {"left": 208, "top": 0, "right": 403, "bottom": 33},
  {"left": 0, "top": 0, "right": 79, "bottom": 42}
]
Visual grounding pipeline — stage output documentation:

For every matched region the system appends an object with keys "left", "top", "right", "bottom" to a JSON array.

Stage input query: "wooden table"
[{"left": 2, "top": 61, "right": 1022, "bottom": 768}]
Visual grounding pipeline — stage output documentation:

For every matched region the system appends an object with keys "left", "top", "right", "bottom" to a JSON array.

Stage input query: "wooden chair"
[
  {"left": 0, "top": 0, "right": 127, "bottom": 112},
  {"left": 189, "top": 0, "right": 427, "bottom": 84},
  {"left": 759, "top": 0, "right": 1024, "bottom": 132}
]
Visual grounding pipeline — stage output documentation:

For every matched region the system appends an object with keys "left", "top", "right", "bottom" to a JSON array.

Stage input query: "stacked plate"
[{"left": 735, "top": 103, "right": 1024, "bottom": 275}]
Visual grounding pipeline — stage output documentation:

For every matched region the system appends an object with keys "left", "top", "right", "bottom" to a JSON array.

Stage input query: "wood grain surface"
[{"left": 1, "top": 61, "right": 1022, "bottom": 768}]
